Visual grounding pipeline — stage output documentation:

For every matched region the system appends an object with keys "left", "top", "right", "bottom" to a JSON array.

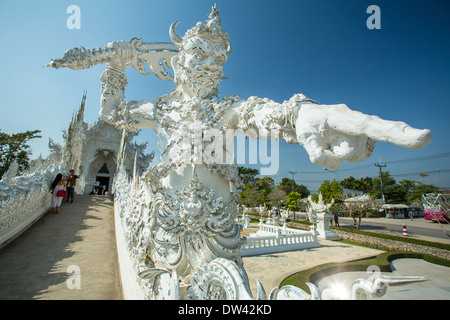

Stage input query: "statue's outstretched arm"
[
  {"left": 230, "top": 94, "right": 431, "bottom": 170},
  {"left": 229, "top": 94, "right": 316, "bottom": 144},
  {"left": 295, "top": 102, "right": 431, "bottom": 170},
  {"left": 46, "top": 39, "right": 177, "bottom": 131}
]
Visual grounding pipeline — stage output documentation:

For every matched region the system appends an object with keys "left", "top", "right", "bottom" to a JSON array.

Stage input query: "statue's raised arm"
[{"left": 45, "top": 38, "right": 178, "bottom": 130}]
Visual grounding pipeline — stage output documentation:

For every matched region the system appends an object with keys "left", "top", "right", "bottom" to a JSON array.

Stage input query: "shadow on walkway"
[{"left": 0, "top": 195, "right": 122, "bottom": 300}]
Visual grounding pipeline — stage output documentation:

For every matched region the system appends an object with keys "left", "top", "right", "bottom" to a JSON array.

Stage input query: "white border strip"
[
  {"left": 0, "top": 201, "right": 50, "bottom": 250},
  {"left": 114, "top": 202, "right": 145, "bottom": 300}
]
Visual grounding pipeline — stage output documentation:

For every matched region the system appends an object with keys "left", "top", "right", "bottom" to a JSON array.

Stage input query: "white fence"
[
  {"left": 241, "top": 220, "right": 320, "bottom": 256},
  {"left": 0, "top": 158, "right": 64, "bottom": 249}
]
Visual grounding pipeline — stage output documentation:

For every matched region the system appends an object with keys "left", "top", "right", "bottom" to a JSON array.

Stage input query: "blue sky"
[{"left": 0, "top": 0, "right": 449, "bottom": 192}]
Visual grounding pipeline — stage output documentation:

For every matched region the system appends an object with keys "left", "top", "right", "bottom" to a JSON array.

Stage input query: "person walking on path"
[
  {"left": 333, "top": 213, "right": 340, "bottom": 227},
  {"left": 50, "top": 173, "right": 66, "bottom": 214},
  {"left": 65, "top": 169, "right": 79, "bottom": 203}
]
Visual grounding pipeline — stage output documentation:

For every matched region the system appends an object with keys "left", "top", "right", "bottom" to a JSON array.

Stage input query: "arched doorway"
[
  {"left": 96, "top": 163, "right": 110, "bottom": 194},
  {"left": 87, "top": 149, "right": 116, "bottom": 194}
]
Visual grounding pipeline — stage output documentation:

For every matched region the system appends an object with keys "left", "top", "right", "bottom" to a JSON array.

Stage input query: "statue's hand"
[{"left": 295, "top": 103, "right": 432, "bottom": 170}]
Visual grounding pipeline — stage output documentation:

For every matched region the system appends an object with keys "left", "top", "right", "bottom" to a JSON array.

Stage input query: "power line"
[
  {"left": 294, "top": 179, "right": 325, "bottom": 183},
  {"left": 390, "top": 169, "right": 450, "bottom": 178},
  {"left": 387, "top": 152, "right": 450, "bottom": 165},
  {"left": 295, "top": 152, "right": 450, "bottom": 174},
  {"left": 292, "top": 169, "right": 450, "bottom": 184},
  {"left": 288, "top": 171, "right": 297, "bottom": 192},
  {"left": 253, "top": 152, "right": 450, "bottom": 177}
]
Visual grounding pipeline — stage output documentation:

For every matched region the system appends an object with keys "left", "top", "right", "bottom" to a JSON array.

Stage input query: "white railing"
[
  {"left": 258, "top": 222, "right": 280, "bottom": 234},
  {"left": 244, "top": 232, "right": 317, "bottom": 248},
  {"left": 241, "top": 221, "right": 319, "bottom": 257},
  {"left": 0, "top": 153, "right": 65, "bottom": 249}
]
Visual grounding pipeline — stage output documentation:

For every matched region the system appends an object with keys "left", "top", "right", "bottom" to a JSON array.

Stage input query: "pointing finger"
[{"left": 299, "top": 103, "right": 432, "bottom": 149}]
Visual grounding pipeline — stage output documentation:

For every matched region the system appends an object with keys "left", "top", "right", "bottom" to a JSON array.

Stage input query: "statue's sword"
[{"left": 45, "top": 38, "right": 178, "bottom": 81}]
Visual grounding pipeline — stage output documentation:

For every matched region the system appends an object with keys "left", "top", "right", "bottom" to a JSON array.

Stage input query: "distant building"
[{"left": 63, "top": 91, "right": 153, "bottom": 194}]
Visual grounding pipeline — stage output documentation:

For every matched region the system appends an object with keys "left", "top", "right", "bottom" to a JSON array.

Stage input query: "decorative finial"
[
  {"left": 208, "top": 4, "right": 220, "bottom": 21},
  {"left": 169, "top": 4, "right": 231, "bottom": 56}
]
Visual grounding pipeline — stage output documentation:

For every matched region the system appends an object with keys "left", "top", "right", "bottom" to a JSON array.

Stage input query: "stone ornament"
[{"left": 308, "top": 194, "right": 339, "bottom": 239}]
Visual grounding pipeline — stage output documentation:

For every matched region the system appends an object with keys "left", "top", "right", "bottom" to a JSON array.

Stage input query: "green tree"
[
  {"left": 317, "top": 179, "right": 343, "bottom": 204},
  {"left": 399, "top": 179, "right": 416, "bottom": 194},
  {"left": 239, "top": 185, "right": 261, "bottom": 207},
  {"left": 0, "top": 129, "right": 41, "bottom": 179},
  {"left": 255, "top": 176, "right": 274, "bottom": 194},
  {"left": 369, "top": 173, "right": 439, "bottom": 205},
  {"left": 286, "top": 191, "right": 302, "bottom": 212},
  {"left": 382, "top": 184, "right": 408, "bottom": 204},
  {"left": 340, "top": 176, "right": 373, "bottom": 193},
  {"left": 267, "top": 189, "right": 287, "bottom": 207},
  {"left": 237, "top": 166, "right": 259, "bottom": 187},
  {"left": 258, "top": 189, "right": 269, "bottom": 207},
  {"left": 277, "top": 177, "right": 310, "bottom": 198},
  {"left": 370, "top": 171, "right": 406, "bottom": 204},
  {"left": 407, "top": 183, "right": 440, "bottom": 204}
]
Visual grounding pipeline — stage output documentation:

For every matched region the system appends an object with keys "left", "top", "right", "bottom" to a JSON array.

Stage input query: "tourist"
[
  {"left": 333, "top": 213, "right": 340, "bottom": 227},
  {"left": 65, "top": 169, "right": 79, "bottom": 203},
  {"left": 50, "top": 173, "right": 66, "bottom": 214}
]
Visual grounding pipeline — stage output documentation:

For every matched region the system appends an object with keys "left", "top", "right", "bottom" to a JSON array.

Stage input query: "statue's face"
[{"left": 175, "top": 36, "right": 228, "bottom": 99}]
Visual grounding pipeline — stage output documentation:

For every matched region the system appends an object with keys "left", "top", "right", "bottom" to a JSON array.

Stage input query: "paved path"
[{"left": 0, "top": 195, "right": 122, "bottom": 300}]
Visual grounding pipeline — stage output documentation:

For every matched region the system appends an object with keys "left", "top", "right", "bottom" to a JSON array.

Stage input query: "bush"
[{"left": 365, "top": 210, "right": 384, "bottom": 218}]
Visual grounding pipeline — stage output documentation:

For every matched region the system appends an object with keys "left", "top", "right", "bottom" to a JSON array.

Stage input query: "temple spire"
[{"left": 76, "top": 90, "right": 87, "bottom": 124}]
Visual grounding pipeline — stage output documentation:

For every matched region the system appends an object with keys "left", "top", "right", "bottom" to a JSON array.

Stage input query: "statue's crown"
[{"left": 170, "top": 4, "right": 231, "bottom": 56}]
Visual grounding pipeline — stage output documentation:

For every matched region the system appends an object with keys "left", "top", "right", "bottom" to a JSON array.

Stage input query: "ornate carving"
[
  {"left": 100, "top": 65, "right": 128, "bottom": 97},
  {"left": 187, "top": 258, "right": 252, "bottom": 300},
  {"left": 0, "top": 141, "right": 66, "bottom": 243}
]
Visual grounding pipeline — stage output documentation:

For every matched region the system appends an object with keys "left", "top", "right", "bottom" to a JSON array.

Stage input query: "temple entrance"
[
  {"left": 95, "top": 176, "right": 110, "bottom": 194},
  {"left": 94, "top": 163, "right": 111, "bottom": 194}
]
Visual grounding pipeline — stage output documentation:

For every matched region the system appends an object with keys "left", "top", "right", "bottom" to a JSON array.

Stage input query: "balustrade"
[{"left": 0, "top": 161, "right": 65, "bottom": 248}]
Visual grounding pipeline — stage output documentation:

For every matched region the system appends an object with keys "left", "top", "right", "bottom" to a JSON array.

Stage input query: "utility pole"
[
  {"left": 375, "top": 162, "right": 386, "bottom": 204},
  {"left": 288, "top": 171, "right": 297, "bottom": 193}
]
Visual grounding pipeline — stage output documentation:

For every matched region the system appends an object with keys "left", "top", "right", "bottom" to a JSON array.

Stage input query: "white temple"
[{"left": 63, "top": 91, "right": 154, "bottom": 194}]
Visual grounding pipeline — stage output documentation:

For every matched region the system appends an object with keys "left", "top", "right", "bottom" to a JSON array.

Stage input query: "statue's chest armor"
[{"left": 154, "top": 96, "right": 240, "bottom": 160}]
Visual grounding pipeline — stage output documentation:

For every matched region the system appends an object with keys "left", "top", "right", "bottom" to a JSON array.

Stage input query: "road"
[{"left": 289, "top": 212, "right": 450, "bottom": 244}]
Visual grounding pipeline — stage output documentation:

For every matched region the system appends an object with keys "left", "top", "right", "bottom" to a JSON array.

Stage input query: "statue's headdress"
[{"left": 169, "top": 4, "right": 232, "bottom": 57}]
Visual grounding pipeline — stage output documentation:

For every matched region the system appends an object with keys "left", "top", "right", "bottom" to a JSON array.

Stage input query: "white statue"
[
  {"left": 308, "top": 194, "right": 339, "bottom": 239},
  {"left": 47, "top": 5, "right": 431, "bottom": 299}
]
